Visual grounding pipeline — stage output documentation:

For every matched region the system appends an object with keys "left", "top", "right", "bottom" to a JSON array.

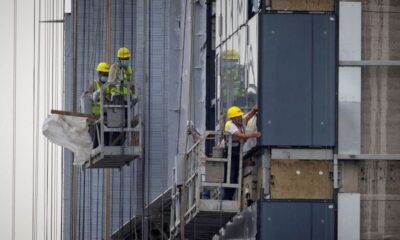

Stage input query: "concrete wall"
[{"left": 341, "top": 1, "right": 400, "bottom": 239}]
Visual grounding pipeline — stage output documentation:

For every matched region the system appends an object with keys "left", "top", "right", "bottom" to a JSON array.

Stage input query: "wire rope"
[
  {"left": 77, "top": 166, "right": 82, "bottom": 240},
  {"left": 147, "top": 0, "right": 152, "bottom": 237},
  {"left": 129, "top": 1, "right": 135, "bottom": 237},
  {"left": 119, "top": 168, "right": 123, "bottom": 240},
  {"left": 82, "top": 168, "right": 87, "bottom": 240},
  {"left": 89, "top": 168, "right": 92, "bottom": 240},
  {"left": 54, "top": 0, "right": 59, "bottom": 237},
  {"left": 45, "top": 0, "right": 51, "bottom": 238},
  {"left": 160, "top": 0, "right": 167, "bottom": 238},
  {"left": 101, "top": 168, "right": 105, "bottom": 239},
  {"left": 50, "top": 0, "right": 55, "bottom": 238},
  {"left": 32, "top": 0, "right": 39, "bottom": 239},
  {"left": 11, "top": 0, "right": 18, "bottom": 238},
  {"left": 176, "top": 1, "right": 188, "bottom": 239}
]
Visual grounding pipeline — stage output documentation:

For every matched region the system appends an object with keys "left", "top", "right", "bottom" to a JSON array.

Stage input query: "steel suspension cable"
[
  {"left": 77, "top": 166, "right": 81, "bottom": 240},
  {"left": 11, "top": 0, "right": 18, "bottom": 238},
  {"left": 45, "top": 0, "right": 51, "bottom": 238},
  {"left": 82, "top": 168, "right": 86, "bottom": 240},
  {"left": 147, "top": 0, "right": 152, "bottom": 236},
  {"left": 119, "top": 168, "right": 123, "bottom": 240},
  {"left": 32, "top": 0, "right": 39, "bottom": 239},
  {"left": 160, "top": 0, "right": 168, "bottom": 238},
  {"left": 89, "top": 168, "right": 92, "bottom": 240},
  {"left": 96, "top": 169, "right": 100, "bottom": 240},
  {"left": 50, "top": 0, "right": 56, "bottom": 237}
]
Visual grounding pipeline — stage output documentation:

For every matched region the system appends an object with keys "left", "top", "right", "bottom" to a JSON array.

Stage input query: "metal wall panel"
[
  {"left": 339, "top": 2, "right": 361, "bottom": 61},
  {"left": 259, "top": 14, "right": 336, "bottom": 147},
  {"left": 312, "top": 15, "right": 336, "bottom": 146},
  {"left": 258, "top": 200, "right": 335, "bottom": 240},
  {"left": 339, "top": 102, "right": 361, "bottom": 153},
  {"left": 312, "top": 201, "right": 336, "bottom": 240},
  {"left": 259, "top": 14, "right": 313, "bottom": 146},
  {"left": 338, "top": 193, "right": 360, "bottom": 240},
  {"left": 338, "top": 2, "right": 361, "bottom": 154}
]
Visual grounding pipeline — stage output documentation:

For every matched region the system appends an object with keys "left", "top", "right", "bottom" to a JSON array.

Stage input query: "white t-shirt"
[
  {"left": 225, "top": 117, "right": 246, "bottom": 146},
  {"left": 226, "top": 119, "right": 246, "bottom": 135}
]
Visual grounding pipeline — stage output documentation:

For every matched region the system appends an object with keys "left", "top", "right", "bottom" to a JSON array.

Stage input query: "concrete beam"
[
  {"left": 271, "top": 148, "right": 333, "bottom": 160},
  {"left": 339, "top": 60, "right": 400, "bottom": 66}
]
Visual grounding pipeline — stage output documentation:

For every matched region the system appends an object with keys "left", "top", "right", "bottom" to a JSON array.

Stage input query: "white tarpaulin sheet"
[{"left": 42, "top": 114, "right": 92, "bottom": 165}]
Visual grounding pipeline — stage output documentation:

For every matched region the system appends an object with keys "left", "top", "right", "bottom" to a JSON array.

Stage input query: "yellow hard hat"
[
  {"left": 117, "top": 47, "right": 131, "bottom": 59},
  {"left": 97, "top": 62, "right": 110, "bottom": 73},
  {"left": 227, "top": 106, "right": 243, "bottom": 119}
]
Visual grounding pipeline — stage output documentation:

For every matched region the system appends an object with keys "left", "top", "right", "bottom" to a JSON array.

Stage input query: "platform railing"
[
  {"left": 87, "top": 81, "right": 141, "bottom": 168},
  {"left": 170, "top": 131, "right": 242, "bottom": 238}
]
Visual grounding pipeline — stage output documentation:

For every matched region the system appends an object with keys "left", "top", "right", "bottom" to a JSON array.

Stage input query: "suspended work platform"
[
  {"left": 87, "top": 144, "right": 141, "bottom": 168},
  {"left": 170, "top": 131, "right": 242, "bottom": 239},
  {"left": 85, "top": 83, "right": 142, "bottom": 169}
]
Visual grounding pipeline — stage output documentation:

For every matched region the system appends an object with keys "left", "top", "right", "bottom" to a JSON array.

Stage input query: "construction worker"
[
  {"left": 223, "top": 105, "right": 261, "bottom": 200},
  {"left": 107, "top": 47, "right": 133, "bottom": 100},
  {"left": 87, "top": 62, "right": 112, "bottom": 116},
  {"left": 82, "top": 62, "right": 111, "bottom": 148},
  {"left": 117, "top": 47, "right": 133, "bottom": 83}
]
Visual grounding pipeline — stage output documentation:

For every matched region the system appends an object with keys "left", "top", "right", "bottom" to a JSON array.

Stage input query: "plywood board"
[
  {"left": 271, "top": 0, "right": 334, "bottom": 11},
  {"left": 270, "top": 159, "right": 332, "bottom": 199}
]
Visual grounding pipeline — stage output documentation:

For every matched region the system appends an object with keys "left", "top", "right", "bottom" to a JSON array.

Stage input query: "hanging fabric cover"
[{"left": 42, "top": 114, "right": 93, "bottom": 165}]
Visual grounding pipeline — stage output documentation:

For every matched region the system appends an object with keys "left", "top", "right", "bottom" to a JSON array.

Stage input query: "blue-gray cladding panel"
[
  {"left": 312, "top": 15, "right": 336, "bottom": 146},
  {"left": 258, "top": 14, "right": 336, "bottom": 147},
  {"left": 258, "top": 200, "right": 335, "bottom": 240},
  {"left": 259, "top": 14, "right": 313, "bottom": 146},
  {"left": 311, "top": 201, "right": 335, "bottom": 240}
]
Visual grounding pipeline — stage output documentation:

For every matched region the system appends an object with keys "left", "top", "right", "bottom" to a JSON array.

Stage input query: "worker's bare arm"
[
  {"left": 245, "top": 104, "right": 258, "bottom": 123},
  {"left": 233, "top": 131, "right": 261, "bottom": 139}
]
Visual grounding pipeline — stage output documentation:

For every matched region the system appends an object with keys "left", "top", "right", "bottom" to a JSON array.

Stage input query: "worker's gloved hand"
[{"left": 92, "top": 90, "right": 100, "bottom": 102}]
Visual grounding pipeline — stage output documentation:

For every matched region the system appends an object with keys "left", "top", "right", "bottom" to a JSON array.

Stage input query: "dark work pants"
[{"left": 222, "top": 146, "right": 240, "bottom": 200}]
